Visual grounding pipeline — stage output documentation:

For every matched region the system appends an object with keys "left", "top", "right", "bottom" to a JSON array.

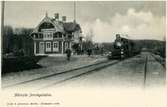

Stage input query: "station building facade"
[{"left": 30, "top": 13, "right": 82, "bottom": 55}]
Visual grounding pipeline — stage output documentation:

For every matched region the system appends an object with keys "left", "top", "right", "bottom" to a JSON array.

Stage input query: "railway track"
[
  {"left": 39, "top": 60, "right": 121, "bottom": 89},
  {"left": 3, "top": 53, "right": 164, "bottom": 90},
  {"left": 151, "top": 53, "right": 165, "bottom": 68},
  {"left": 3, "top": 59, "right": 122, "bottom": 90},
  {"left": 44, "top": 54, "right": 155, "bottom": 89},
  {"left": 45, "top": 53, "right": 164, "bottom": 89},
  {"left": 143, "top": 56, "right": 148, "bottom": 87},
  {"left": 143, "top": 53, "right": 165, "bottom": 88}
]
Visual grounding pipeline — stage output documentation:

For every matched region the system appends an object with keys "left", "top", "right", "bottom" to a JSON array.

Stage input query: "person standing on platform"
[
  {"left": 66, "top": 48, "right": 72, "bottom": 61},
  {"left": 87, "top": 48, "right": 92, "bottom": 57}
]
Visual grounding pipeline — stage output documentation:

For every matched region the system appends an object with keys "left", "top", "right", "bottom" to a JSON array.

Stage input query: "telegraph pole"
[
  {"left": 1, "top": 1, "right": 5, "bottom": 74},
  {"left": 74, "top": 1, "right": 76, "bottom": 22},
  {"left": 1, "top": 1, "right": 4, "bottom": 37},
  {"left": 1, "top": 1, "right": 5, "bottom": 54}
]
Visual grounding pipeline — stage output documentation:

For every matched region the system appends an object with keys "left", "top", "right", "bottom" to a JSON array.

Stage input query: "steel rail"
[
  {"left": 39, "top": 60, "right": 120, "bottom": 89},
  {"left": 3, "top": 60, "right": 111, "bottom": 89},
  {"left": 151, "top": 54, "right": 165, "bottom": 69},
  {"left": 143, "top": 56, "right": 148, "bottom": 87}
]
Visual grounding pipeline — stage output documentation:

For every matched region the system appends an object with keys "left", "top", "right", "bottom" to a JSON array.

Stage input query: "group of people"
[{"left": 65, "top": 48, "right": 93, "bottom": 61}]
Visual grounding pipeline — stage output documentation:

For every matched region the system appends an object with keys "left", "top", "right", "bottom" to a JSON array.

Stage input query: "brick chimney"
[
  {"left": 54, "top": 13, "right": 59, "bottom": 20},
  {"left": 62, "top": 16, "right": 66, "bottom": 22}
]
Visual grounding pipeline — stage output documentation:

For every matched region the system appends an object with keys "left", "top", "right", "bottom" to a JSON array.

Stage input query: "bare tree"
[
  {"left": 3, "top": 25, "right": 14, "bottom": 53},
  {"left": 85, "top": 28, "right": 94, "bottom": 42}
]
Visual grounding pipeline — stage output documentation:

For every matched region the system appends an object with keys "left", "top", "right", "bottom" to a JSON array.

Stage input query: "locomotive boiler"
[{"left": 108, "top": 34, "right": 141, "bottom": 59}]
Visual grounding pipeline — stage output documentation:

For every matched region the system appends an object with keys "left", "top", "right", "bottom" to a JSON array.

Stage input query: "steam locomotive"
[{"left": 108, "top": 34, "right": 141, "bottom": 59}]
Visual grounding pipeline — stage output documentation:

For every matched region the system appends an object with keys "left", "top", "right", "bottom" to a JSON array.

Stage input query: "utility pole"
[
  {"left": 1, "top": 1, "right": 4, "bottom": 37},
  {"left": 1, "top": 1, "right": 5, "bottom": 69},
  {"left": 74, "top": 1, "right": 76, "bottom": 23},
  {"left": 1, "top": 1, "right": 5, "bottom": 54}
]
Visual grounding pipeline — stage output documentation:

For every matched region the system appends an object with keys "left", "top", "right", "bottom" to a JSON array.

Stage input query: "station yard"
[{"left": 2, "top": 55, "right": 107, "bottom": 87}]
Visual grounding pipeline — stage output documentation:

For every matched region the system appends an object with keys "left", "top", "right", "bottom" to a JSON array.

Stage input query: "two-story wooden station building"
[{"left": 30, "top": 13, "right": 82, "bottom": 55}]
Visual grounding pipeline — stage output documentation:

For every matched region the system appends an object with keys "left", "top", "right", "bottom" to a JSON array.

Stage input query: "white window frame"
[
  {"left": 53, "top": 41, "right": 59, "bottom": 52},
  {"left": 43, "top": 32, "right": 53, "bottom": 40},
  {"left": 46, "top": 42, "right": 51, "bottom": 52}
]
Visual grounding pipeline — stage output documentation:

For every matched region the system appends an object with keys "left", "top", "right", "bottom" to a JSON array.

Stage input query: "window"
[
  {"left": 54, "top": 43, "right": 58, "bottom": 48},
  {"left": 59, "top": 33, "right": 62, "bottom": 38},
  {"left": 43, "top": 32, "right": 53, "bottom": 40},
  {"left": 39, "top": 34, "right": 43, "bottom": 38},
  {"left": 47, "top": 43, "right": 50, "bottom": 48},
  {"left": 35, "top": 35, "right": 38, "bottom": 38},
  {"left": 44, "top": 33, "right": 47, "bottom": 38},
  {"left": 34, "top": 34, "right": 44, "bottom": 39},
  {"left": 53, "top": 42, "right": 59, "bottom": 52},
  {"left": 46, "top": 42, "right": 51, "bottom": 52},
  {"left": 53, "top": 33, "right": 62, "bottom": 38},
  {"left": 54, "top": 35, "right": 58, "bottom": 38},
  {"left": 68, "top": 35, "right": 72, "bottom": 39}
]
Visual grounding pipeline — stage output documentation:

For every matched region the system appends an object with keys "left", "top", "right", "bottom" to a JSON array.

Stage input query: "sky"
[{"left": 4, "top": 1, "right": 166, "bottom": 42}]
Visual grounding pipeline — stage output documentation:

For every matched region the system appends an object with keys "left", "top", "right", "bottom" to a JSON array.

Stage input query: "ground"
[
  {"left": 2, "top": 55, "right": 107, "bottom": 87},
  {"left": 52, "top": 52, "right": 165, "bottom": 89},
  {"left": 2, "top": 52, "right": 166, "bottom": 90}
]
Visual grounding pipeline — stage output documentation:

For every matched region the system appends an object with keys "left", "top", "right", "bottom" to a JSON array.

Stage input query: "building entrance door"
[{"left": 39, "top": 42, "right": 44, "bottom": 54}]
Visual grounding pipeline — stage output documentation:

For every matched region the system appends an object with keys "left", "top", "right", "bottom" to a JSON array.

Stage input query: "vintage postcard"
[{"left": 1, "top": 1, "right": 166, "bottom": 107}]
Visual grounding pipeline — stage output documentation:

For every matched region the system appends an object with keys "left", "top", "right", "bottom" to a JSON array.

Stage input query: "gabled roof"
[
  {"left": 31, "top": 15, "right": 65, "bottom": 34},
  {"left": 31, "top": 14, "right": 82, "bottom": 35}
]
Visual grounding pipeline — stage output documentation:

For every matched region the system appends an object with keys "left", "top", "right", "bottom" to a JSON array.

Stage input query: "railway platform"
[
  {"left": 2, "top": 52, "right": 166, "bottom": 90},
  {"left": 49, "top": 52, "right": 166, "bottom": 89},
  {"left": 2, "top": 55, "right": 107, "bottom": 88}
]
